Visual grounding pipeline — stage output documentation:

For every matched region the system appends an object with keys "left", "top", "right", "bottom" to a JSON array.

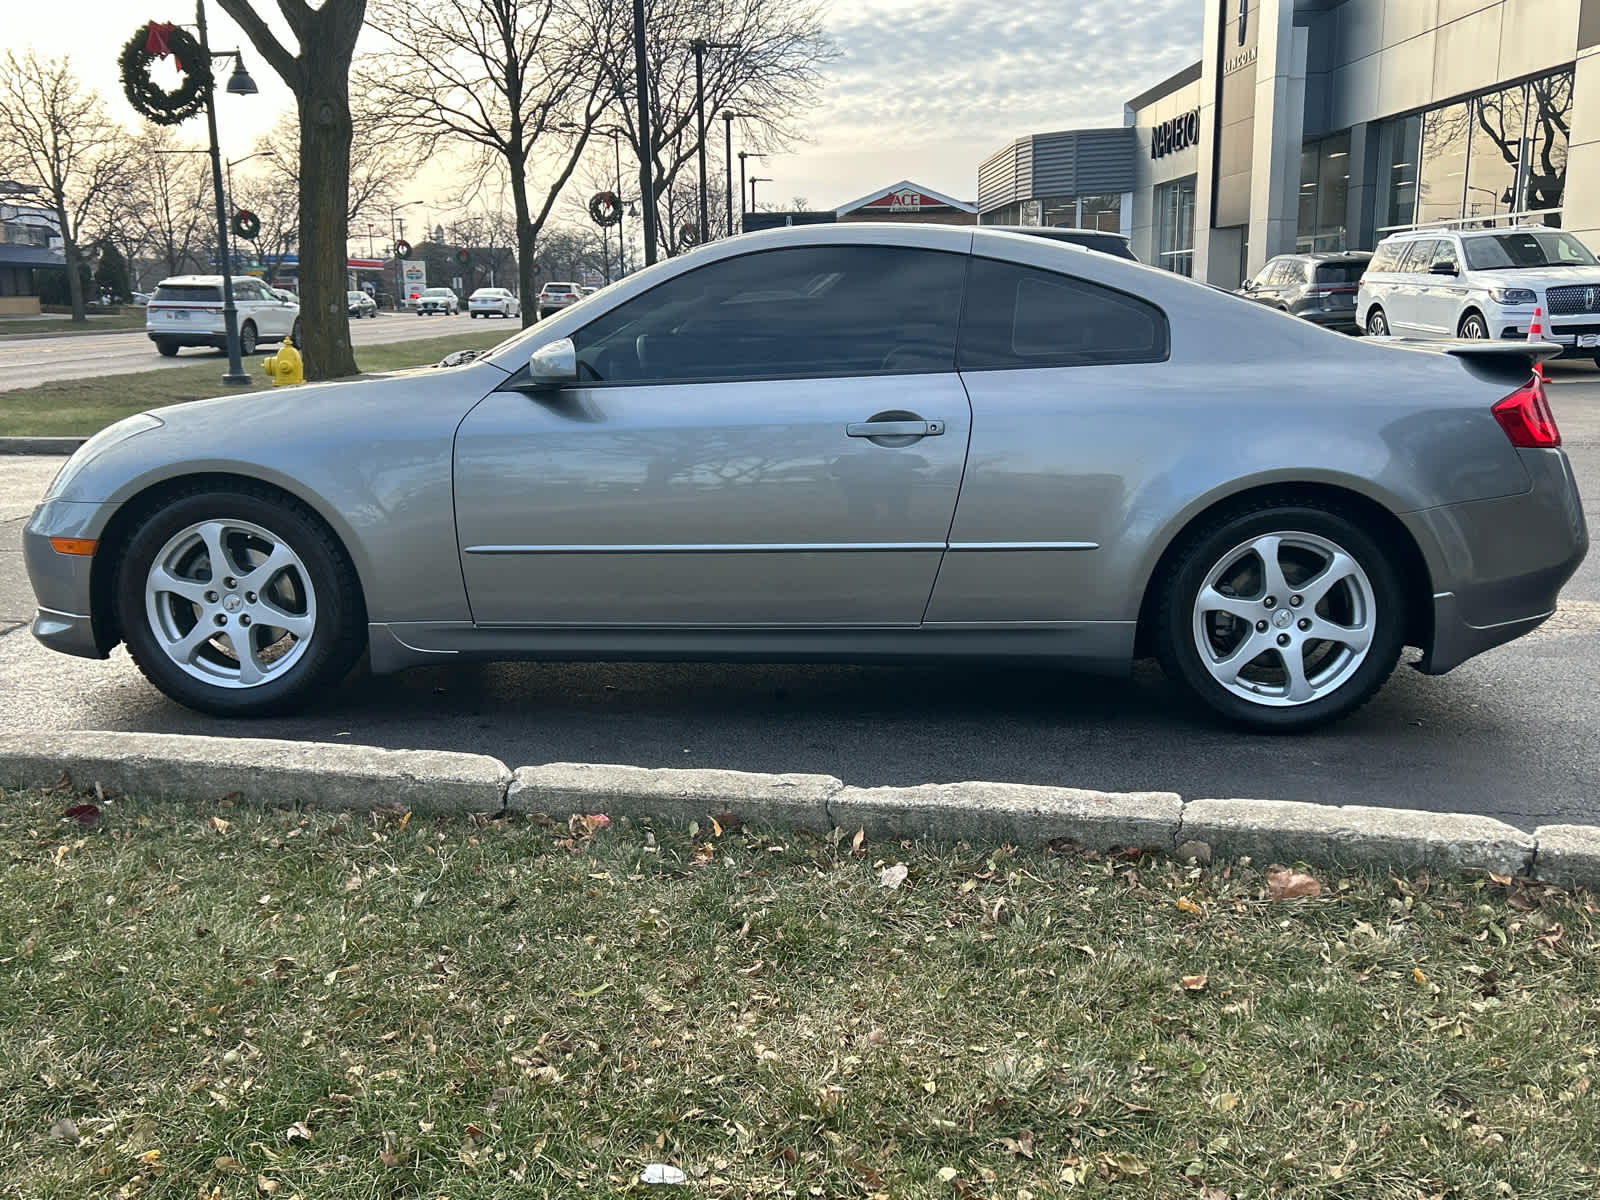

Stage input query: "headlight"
[
  {"left": 1488, "top": 286, "right": 1538, "bottom": 305},
  {"left": 44, "top": 412, "right": 164, "bottom": 501}
]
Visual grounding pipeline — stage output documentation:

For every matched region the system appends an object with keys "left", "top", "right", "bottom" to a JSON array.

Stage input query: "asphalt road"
[
  {"left": 0, "top": 312, "right": 515, "bottom": 391},
  {"left": 2, "top": 372, "right": 1598, "bottom": 832}
]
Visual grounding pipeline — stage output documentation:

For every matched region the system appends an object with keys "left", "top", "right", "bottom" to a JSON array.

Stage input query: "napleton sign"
[{"left": 1152, "top": 109, "right": 1201, "bottom": 159}]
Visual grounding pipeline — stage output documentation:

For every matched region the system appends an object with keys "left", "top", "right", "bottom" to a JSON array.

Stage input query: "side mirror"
[
  {"left": 1429, "top": 261, "right": 1458, "bottom": 276},
  {"left": 525, "top": 337, "right": 578, "bottom": 388}
]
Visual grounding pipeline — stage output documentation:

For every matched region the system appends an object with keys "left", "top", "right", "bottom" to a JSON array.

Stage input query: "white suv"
[
  {"left": 1357, "top": 225, "right": 1600, "bottom": 360},
  {"left": 145, "top": 275, "right": 301, "bottom": 358}
]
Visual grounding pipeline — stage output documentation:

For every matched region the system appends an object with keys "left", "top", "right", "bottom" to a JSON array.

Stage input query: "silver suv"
[{"left": 1357, "top": 225, "right": 1600, "bottom": 361}]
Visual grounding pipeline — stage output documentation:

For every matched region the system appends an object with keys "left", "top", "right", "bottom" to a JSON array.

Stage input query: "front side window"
[
  {"left": 1463, "top": 230, "right": 1599, "bottom": 269},
  {"left": 958, "top": 257, "right": 1169, "bottom": 370},
  {"left": 571, "top": 245, "right": 965, "bottom": 384},
  {"left": 1431, "top": 239, "right": 1461, "bottom": 271}
]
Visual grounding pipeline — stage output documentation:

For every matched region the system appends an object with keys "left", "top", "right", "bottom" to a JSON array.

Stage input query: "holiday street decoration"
[
  {"left": 680, "top": 222, "right": 700, "bottom": 248},
  {"left": 232, "top": 209, "right": 260, "bottom": 241},
  {"left": 589, "top": 191, "right": 622, "bottom": 228},
  {"left": 393, "top": 239, "right": 411, "bottom": 258},
  {"left": 454, "top": 248, "right": 471, "bottom": 266},
  {"left": 120, "top": 20, "right": 213, "bottom": 126}
]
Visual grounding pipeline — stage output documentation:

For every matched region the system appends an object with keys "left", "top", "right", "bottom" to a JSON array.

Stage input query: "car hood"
[{"left": 1469, "top": 267, "right": 1600, "bottom": 291}]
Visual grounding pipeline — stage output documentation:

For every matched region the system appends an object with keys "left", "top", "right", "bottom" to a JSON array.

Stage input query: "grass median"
[
  {"left": 2, "top": 786, "right": 1597, "bottom": 1198},
  {"left": 0, "top": 329, "right": 512, "bottom": 437},
  {"left": 0, "top": 313, "right": 148, "bottom": 338}
]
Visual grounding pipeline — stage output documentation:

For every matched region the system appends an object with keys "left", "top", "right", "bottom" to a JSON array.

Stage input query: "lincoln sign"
[{"left": 1152, "top": 109, "right": 1200, "bottom": 159}]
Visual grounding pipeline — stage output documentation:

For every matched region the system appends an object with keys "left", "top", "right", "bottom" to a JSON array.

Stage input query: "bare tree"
[
  {"left": 233, "top": 168, "right": 299, "bottom": 289},
  {"left": 361, "top": 0, "right": 621, "bottom": 327},
  {"left": 601, "top": 0, "right": 835, "bottom": 256},
  {"left": 0, "top": 52, "right": 130, "bottom": 321},
  {"left": 117, "top": 127, "right": 215, "bottom": 283},
  {"left": 252, "top": 108, "right": 399, "bottom": 225},
  {"left": 446, "top": 210, "right": 520, "bottom": 292},
  {"left": 213, "top": 0, "right": 366, "bottom": 379}
]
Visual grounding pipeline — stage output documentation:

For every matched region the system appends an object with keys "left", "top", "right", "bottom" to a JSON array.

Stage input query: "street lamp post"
[
  {"left": 749, "top": 175, "right": 772, "bottom": 213},
  {"left": 691, "top": 39, "right": 736, "bottom": 243},
  {"left": 632, "top": 0, "right": 658, "bottom": 265},
  {"left": 737, "top": 150, "right": 767, "bottom": 229},
  {"left": 196, "top": 0, "right": 258, "bottom": 386},
  {"left": 387, "top": 200, "right": 422, "bottom": 307},
  {"left": 721, "top": 110, "right": 752, "bottom": 237}
]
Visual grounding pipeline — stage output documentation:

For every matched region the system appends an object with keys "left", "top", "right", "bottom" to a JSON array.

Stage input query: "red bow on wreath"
[{"left": 145, "top": 20, "right": 187, "bottom": 70}]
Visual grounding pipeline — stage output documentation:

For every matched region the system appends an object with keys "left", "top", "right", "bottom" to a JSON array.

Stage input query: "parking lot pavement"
[
  {"left": 0, "top": 312, "right": 503, "bottom": 391},
  {"left": 3, "top": 374, "right": 1597, "bottom": 832}
]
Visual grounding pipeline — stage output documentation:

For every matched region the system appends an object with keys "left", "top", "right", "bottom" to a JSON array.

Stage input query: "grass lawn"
[
  {"left": 0, "top": 329, "right": 511, "bottom": 437},
  {"left": 0, "top": 313, "right": 148, "bottom": 338},
  {"left": 1, "top": 785, "right": 1597, "bottom": 1199}
]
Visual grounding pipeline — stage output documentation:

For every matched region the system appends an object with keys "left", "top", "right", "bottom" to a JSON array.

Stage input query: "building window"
[
  {"left": 1296, "top": 131, "right": 1350, "bottom": 251},
  {"left": 1040, "top": 195, "right": 1076, "bottom": 226},
  {"left": 1379, "top": 68, "right": 1573, "bottom": 233},
  {"left": 1078, "top": 193, "right": 1122, "bottom": 233},
  {"left": 1155, "top": 177, "right": 1196, "bottom": 276}
]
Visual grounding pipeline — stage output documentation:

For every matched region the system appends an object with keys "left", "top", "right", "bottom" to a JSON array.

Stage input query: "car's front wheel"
[
  {"left": 1458, "top": 311, "right": 1489, "bottom": 339},
  {"left": 1155, "top": 503, "right": 1405, "bottom": 731},
  {"left": 115, "top": 488, "right": 365, "bottom": 716}
]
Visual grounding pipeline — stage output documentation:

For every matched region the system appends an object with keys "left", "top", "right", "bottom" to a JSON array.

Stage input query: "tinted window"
[
  {"left": 1314, "top": 261, "right": 1367, "bottom": 285},
  {"left": 958, "top": 257, "right": 1168, "bottom": 370},
  {"left": 572, "top": 245, "right": 965, "bottom": 384},
  {"left": 153, "top": 284, "right": 221, "bottom": 303}
]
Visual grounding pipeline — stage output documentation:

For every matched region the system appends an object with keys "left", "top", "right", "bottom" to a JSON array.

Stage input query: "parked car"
[
  {"left": 28, "top": 225, "right": 1585, "bottom": 729},
  {"left": 1236, "top": 252, "right": 1371, "bottom": 332},
  {"left": 271, "top": 288, "right": 298, "bottom": 304},
  {"left": 130, "top": 292, "right": 151, "bottom": 307},
  {"left": 144, "top": 275, "right": 301, "bottom": 357},
  {"left": 347, "top": 290, "right": 377, "bottom": 319},
  {"left": 468, "top": 287, "right": 520, "bottom": 319},
  {"left": 1357, "top": 225, "right": 1600, "bottom": 360},
  {"left": 416, "top": 287, "right": 459, "bottom": 316},
  {"left": 992, "top": 226, "right": 1139, "bottom": 261},
  {"left": 537, "top": 281, "right": 583, "bottom": 318}
]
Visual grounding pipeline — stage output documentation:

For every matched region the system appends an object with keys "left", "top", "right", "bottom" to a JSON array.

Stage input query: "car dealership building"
[{"left": 978, "top": 0, "right": 1600, "bottom": 287}]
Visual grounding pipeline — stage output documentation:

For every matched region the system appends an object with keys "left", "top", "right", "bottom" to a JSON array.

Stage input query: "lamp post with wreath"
[{"left": 119, "top": 3, "right": 261, "bottom": 384}]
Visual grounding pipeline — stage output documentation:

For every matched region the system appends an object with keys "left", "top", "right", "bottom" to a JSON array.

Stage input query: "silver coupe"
[{"left": 23, "top": 224, "right": 1588, "bottom": 730}]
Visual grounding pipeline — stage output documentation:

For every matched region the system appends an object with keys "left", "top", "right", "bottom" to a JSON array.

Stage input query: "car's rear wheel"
[
  {"left": 1365, "top": 307, "right": 1388, "bottom": 337},
  {"left": 155, "top": 339, "right": 179, "bottom": 357},
  {"left": 1459, "top": 311, "right": 1489, "bottom": 339},
  {"left": 290, "top": 318, "right": 303, "bottom": 344},
  {"left": 1155, "top": 503, "right": 1405, "bottom": 731},
  {"left": 238, "top": 322, "right": 258, "bottom": 356},
  {"left": 115, "top": 488, "right": 365, "bottom": 716}
]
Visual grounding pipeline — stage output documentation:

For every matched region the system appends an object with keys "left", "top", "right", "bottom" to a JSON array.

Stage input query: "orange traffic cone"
[{"left": 1528, "top": 305, "right": 1547, "bottom": 380}]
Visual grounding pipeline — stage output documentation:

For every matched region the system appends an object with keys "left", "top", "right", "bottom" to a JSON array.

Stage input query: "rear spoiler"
[{"left": 1368, "top": 336, "right": 1564, "bottom": 367}]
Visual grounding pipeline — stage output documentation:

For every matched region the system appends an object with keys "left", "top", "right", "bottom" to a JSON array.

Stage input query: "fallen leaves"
[
  {"left": 879, "top": 863, "right": 909, "bottom": 890},
  {"left": 1267, "top": 868, "right": 1322, "bottom": 900},
  {"left": 1181, "top": 973, "right": 1209, "bottom": 991},
  {"left": 61, "top": 803, "right": 99, "bottom": 826},
  {"left": 1175, "top": 895, "right": 1204, "bottom": 915}
]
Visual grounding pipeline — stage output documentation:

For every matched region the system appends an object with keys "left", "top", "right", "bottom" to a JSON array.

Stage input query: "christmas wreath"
[
  {"left": 120, "top": 21, "right": 212, "bottom": 127},
  {"left": 588, "top": 191, "right": 621, "bottom": 227},
  {"left": 232, "top": 209, "right": 261, "bottom": 240}
]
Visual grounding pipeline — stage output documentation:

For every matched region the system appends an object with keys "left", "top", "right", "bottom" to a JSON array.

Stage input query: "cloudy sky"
[{"left": 12, "top": 1, "right": 1201, "bottom": 219}]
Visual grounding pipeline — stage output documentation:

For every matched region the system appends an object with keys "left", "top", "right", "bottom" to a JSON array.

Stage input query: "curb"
[
  {"left": 0, "top": 437, "right": 85, "bottom": 456},
  {"left": 2, "top": 730, "right": 1597, "bottom": 888},
  {"left": 0, "top": 326, "right": 146, "bottom": 343}
]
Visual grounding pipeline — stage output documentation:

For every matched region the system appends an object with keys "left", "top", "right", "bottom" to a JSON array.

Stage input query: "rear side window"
[
  {"left": 153, "top": 284, "right": 221, "bottom": 303},
  {"left": 1368, "top": 242, "right": 1403, "bottom": 272},
  {"left": 1397, "top": 240, "right": 1438, "bottom": 273},
  {"left": 958, "top": 257, "right": 1169, "bottom": 370}
]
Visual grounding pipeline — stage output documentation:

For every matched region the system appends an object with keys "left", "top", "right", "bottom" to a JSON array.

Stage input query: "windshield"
[
  {"left": 1463, "top": 230, "right": 1599, "bottom": 270},
  {"left": 153, "top": 284, "right": 221, "bottom": 303}
]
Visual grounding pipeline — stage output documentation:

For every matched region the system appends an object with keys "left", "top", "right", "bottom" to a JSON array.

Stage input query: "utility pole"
[
  {"left": 198, "top": 0, "right": 249, "bottom": 385},
  {"left": 632, "top": 0, "right": 657, "bottom": 264}
]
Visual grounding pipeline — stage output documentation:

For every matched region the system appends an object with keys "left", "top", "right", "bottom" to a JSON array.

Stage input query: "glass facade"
[
  {"left": 1155, "top": 177, "right": 1197, "bottom": 276},
  {"left": 982, "top": 195, "right": 1124, "bottom": 231},
  {"left": 1379, "top": 68, "right": 1573, "bottom": 232},
  {"left": 1296, "top": 131, "right": 1351, "bottom": 250}
]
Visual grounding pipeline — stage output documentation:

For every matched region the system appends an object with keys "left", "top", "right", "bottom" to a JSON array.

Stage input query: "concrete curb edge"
[
  {"left": 1, "top": 730, "right": 1596, "bottom": 888},
  {"left": 0, "top": 437, "right": 86, "bottom": 456}
]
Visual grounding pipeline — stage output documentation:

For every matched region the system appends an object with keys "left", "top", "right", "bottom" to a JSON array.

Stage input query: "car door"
[
  {"left": 1389, "top": 239, "right": 1437, "bottom": 335},
  {"left": 1241, "top": 260, "right": 1279, "bottom": 306},
  {"left": 1421, "top": 237, "right": 1464, "bottom": 335},
  {"left": 452, "top": 241, "right": 974, "bottom": 626}
]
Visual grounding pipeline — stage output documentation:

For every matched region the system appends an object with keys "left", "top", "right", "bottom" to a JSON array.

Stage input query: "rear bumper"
[
  {"left": 1405, "top": 447, "right": 1588, "bottom": 674},
  {"left": 147, "top": 329, "right": 226, "bottom": 348}
]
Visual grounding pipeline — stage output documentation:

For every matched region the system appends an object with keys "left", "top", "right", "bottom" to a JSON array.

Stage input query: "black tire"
[
  {"left": 156, "top": 339, "right": 180, "bottom": 358},
  {"left": 238, "top": 322, "right": 258, "bottom": 356},
  {"left": 291, "top": 318, "right": 303, "bottom": 344},
  {"left": 1458, "top": 311, "right": 1488, "bottom": 339},
  {"left": 114, "top": 487, "right": 366, "bottom": 717},
  {"left": 1365, "top": 307, "right": 1388, "bottom": 337},
  {"left": 1153, "top": 502, "right": 1406, "bottom": 732}
]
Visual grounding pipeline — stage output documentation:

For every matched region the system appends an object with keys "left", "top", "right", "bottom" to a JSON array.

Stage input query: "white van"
[
  {"left": 145, "top": 275, "right": 301, "bottom": 358},
  {"left": 1356, "top": 225, "right": 1600, "bottom": 361}
]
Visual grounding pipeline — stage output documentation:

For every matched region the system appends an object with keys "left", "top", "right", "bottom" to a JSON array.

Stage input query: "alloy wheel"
[
  {"left": 1190, "top": 531, "right": 1376, "bottom": 707},
  {"left": 143, "top": 518, "right": 317, "bottom": 689},
  {"left": 1460, "top": 313, "right": 1488, "bottom": 339}
]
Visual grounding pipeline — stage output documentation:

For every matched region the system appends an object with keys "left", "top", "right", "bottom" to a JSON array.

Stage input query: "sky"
[{"left": 10, "top": 0, "right": 1202, "bottom": 222}]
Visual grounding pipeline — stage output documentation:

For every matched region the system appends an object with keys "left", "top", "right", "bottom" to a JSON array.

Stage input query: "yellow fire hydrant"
[{"left": 262, "top": 335, "right": 304, "bottom": 386}]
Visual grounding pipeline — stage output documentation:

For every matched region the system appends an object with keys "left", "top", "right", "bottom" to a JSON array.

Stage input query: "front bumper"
[
  {"left": 22, "top": 506, "right": 109, "bottom": 661},
  {"left": 1405, "top": 447, "right": 1588, "bottom": 674}
]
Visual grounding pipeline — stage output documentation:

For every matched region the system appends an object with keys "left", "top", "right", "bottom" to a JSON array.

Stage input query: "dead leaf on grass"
[
  {"left": 1267, "top": 869, "right": 1322, "bottom": 900},
  {"left": 999, "top": 1130, "right": 1035, "bottom": 1158},
  {"left": 879, "top": 863, "right": 909, "bottom": 890},
  {"left": 61, "top": 804, "right": 99, "bottom": 826},
  {"left": 284, "top": 1121, "right": 312, "bottom": 1143},
  {"left": 1181, "top": 973, "right": 1208, "bottom": 991},
  {"left": 851, "top": 827, "right": 866, "bottom": 854},
  {"left": 1175, "top": 895, "right": 1203, "bottom": 915}
]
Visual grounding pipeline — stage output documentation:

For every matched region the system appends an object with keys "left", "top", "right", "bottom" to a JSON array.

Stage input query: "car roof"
[
  {"left": 156, "top": 275, "right": 228, "bottom": 285},
  {"left": 1380, "top": 224, "right": 1557, "bottom": 242}
]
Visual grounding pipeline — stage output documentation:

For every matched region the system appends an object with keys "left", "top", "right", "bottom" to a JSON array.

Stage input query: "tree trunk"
[
  {"left": 296, "top": 62, "right": 358, "bottom": 379},
  {"left": 510, "top": 154, "right": 538, "bottom": 331},
  {"left": 57, "top": 202, "right": 86, "bottom": 323}
]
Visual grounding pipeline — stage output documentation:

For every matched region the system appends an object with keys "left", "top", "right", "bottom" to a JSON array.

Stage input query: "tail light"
[{"left": 1492, "top": 376, "right": 1561, "bottom": 448}]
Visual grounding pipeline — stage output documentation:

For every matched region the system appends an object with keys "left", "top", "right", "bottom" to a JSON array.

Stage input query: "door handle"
[{"left": 846, "top": 419, "right": 944, "bottom": 438}]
